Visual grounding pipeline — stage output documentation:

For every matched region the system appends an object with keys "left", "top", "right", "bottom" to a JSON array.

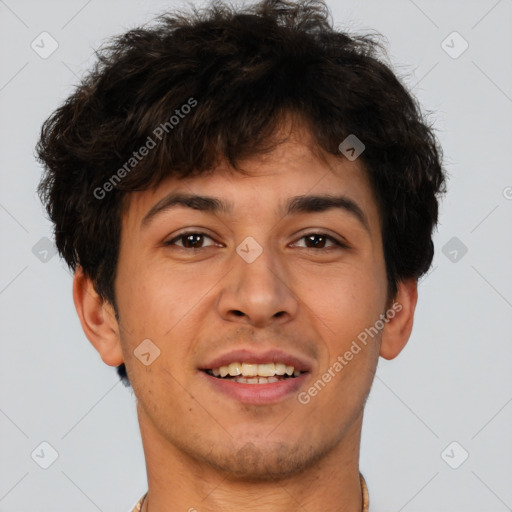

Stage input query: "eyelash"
[{"left": 164, "top": 231, "right": 348, "bottom": 251}]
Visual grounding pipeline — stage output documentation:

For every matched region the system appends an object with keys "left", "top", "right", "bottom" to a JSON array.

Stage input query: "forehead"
[{"left": 121, "top": 134, "right": 381, "bottom": 236}]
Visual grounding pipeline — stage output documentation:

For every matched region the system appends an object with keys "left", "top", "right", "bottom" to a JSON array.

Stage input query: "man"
[{"left": 36, "top": 0, "right": 446, "bottom": 510}]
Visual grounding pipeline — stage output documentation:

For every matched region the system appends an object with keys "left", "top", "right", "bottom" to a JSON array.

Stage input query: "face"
[{"left": 111, "top": 128, "right": 390, "bottom": 480}]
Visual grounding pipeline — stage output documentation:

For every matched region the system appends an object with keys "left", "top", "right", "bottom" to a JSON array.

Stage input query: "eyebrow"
[{"left": 140, "top": 192, "right": 371, "bottom": 233}]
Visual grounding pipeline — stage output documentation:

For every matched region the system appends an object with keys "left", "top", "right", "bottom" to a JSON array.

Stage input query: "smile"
[
  {"left": 205, "top": 361, "right": 302, "bottom": 384},
  {"left": 201, "top": 363, "right": 309, "bottom": 404}
]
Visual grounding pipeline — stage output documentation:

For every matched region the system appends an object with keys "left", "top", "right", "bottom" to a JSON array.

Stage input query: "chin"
[{"left": 191, "top": 435, "right": 338, "bottom": 482}]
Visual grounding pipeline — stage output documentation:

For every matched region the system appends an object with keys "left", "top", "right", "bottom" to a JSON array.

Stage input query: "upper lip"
[{"left": 199, "top": 348, "right": 313, "bottom": 373}]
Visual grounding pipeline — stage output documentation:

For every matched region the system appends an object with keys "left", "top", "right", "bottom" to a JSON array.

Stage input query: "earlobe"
[
  {"left": 379, "top": 278, "right": 418, "bottom": 360},
  {"left": 72, "top": 266, "right": 124, "bottom": 367}
]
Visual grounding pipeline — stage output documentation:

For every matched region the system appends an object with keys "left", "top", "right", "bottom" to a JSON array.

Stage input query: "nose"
[{"left": 216, "top": 240, "right": 299, "bottom": 328}]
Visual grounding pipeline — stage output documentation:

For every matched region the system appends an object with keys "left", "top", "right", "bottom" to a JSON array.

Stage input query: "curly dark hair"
[{"left": 36, "top": 0, "right": 446, "bottom": 386}]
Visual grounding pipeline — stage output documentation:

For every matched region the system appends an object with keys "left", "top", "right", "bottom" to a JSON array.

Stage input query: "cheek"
[
  {"left": 116, "top": 257, "right": 203, "bottom": 333},
  {"left": 115, "top": 262, "right": 216, "bottom": 381},
  {"left": 297, "top": 262, "right": 386, "bottom": 345},
  {"left": 115, "top": 269, "right": 199, "bottom": 403},
  {"left": 302, "top": 271, "right": 382, "bottom": 414}
]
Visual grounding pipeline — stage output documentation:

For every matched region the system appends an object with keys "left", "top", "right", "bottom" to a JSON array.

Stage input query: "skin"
[{"left": 73, "top": 122, "right": 417, "bottom": 512}]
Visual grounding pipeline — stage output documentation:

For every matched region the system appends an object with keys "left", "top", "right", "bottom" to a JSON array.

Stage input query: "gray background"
[{"left": 0, "top": 0, "right": 511, "bottom": 511}]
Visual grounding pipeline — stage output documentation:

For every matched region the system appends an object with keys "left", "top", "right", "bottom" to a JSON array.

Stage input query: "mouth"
[
  {"left": 199, "top": 348, "right": 313, "bottom": 404},
  {"left": 203, "top": 361, "right": 303, "bottom": 384},
  {"left": 200, "top": 356, "right": 311, "bottom": 404}
]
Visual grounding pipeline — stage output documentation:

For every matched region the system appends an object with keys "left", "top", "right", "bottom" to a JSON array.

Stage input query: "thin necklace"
[{"left": 136, "top": 473, "right": 369, "bottom": 511}]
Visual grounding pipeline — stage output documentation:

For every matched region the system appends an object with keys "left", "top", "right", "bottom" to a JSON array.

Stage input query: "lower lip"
[{"left": 201, "top": 371, "right": 309, "bottom": 404}]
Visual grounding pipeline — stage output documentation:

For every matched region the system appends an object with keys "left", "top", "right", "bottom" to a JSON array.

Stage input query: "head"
[{"left": 37, "top": 0, "right": 445, "bottom": 480}]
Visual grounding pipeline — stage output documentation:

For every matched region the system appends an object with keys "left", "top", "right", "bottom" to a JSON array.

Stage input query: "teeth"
[
  {"left": 235, "top": 376, "right": 281, "bottom": 384},
  {"left": 241, "top": 363, "right": 259, "bottom": 377},
  {"left": 228, "top": 362, "right": 242, "bottom": 376},
  {"left": 257, "top": 363, "right": 275, "bottom": 377},
  {"left": 209, "top": 362, "right": 302, "bottom": 379},
  {"left": 275, "top": 363, "right": 286, "bottom": 375}
]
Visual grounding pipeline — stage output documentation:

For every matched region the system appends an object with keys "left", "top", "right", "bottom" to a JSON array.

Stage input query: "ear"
[
  {"left": 72, "top": 266, "right": 124, "bottom": 367},
  {"left": 379, "top": 278, "right": 418, "bottom": 360}
]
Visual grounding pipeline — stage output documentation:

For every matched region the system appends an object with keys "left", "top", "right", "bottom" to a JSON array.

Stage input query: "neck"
[{"left": 138, "top": 404, "right": 365, "bottom": 512}]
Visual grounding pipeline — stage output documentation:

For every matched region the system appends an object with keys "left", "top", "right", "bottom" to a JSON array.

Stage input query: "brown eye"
[
  {"left": 293, "top": 233, "right": 345, "bottom": 250},
  {"left": 165, "top": 232, "right": 216, "bottom": 249}
]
